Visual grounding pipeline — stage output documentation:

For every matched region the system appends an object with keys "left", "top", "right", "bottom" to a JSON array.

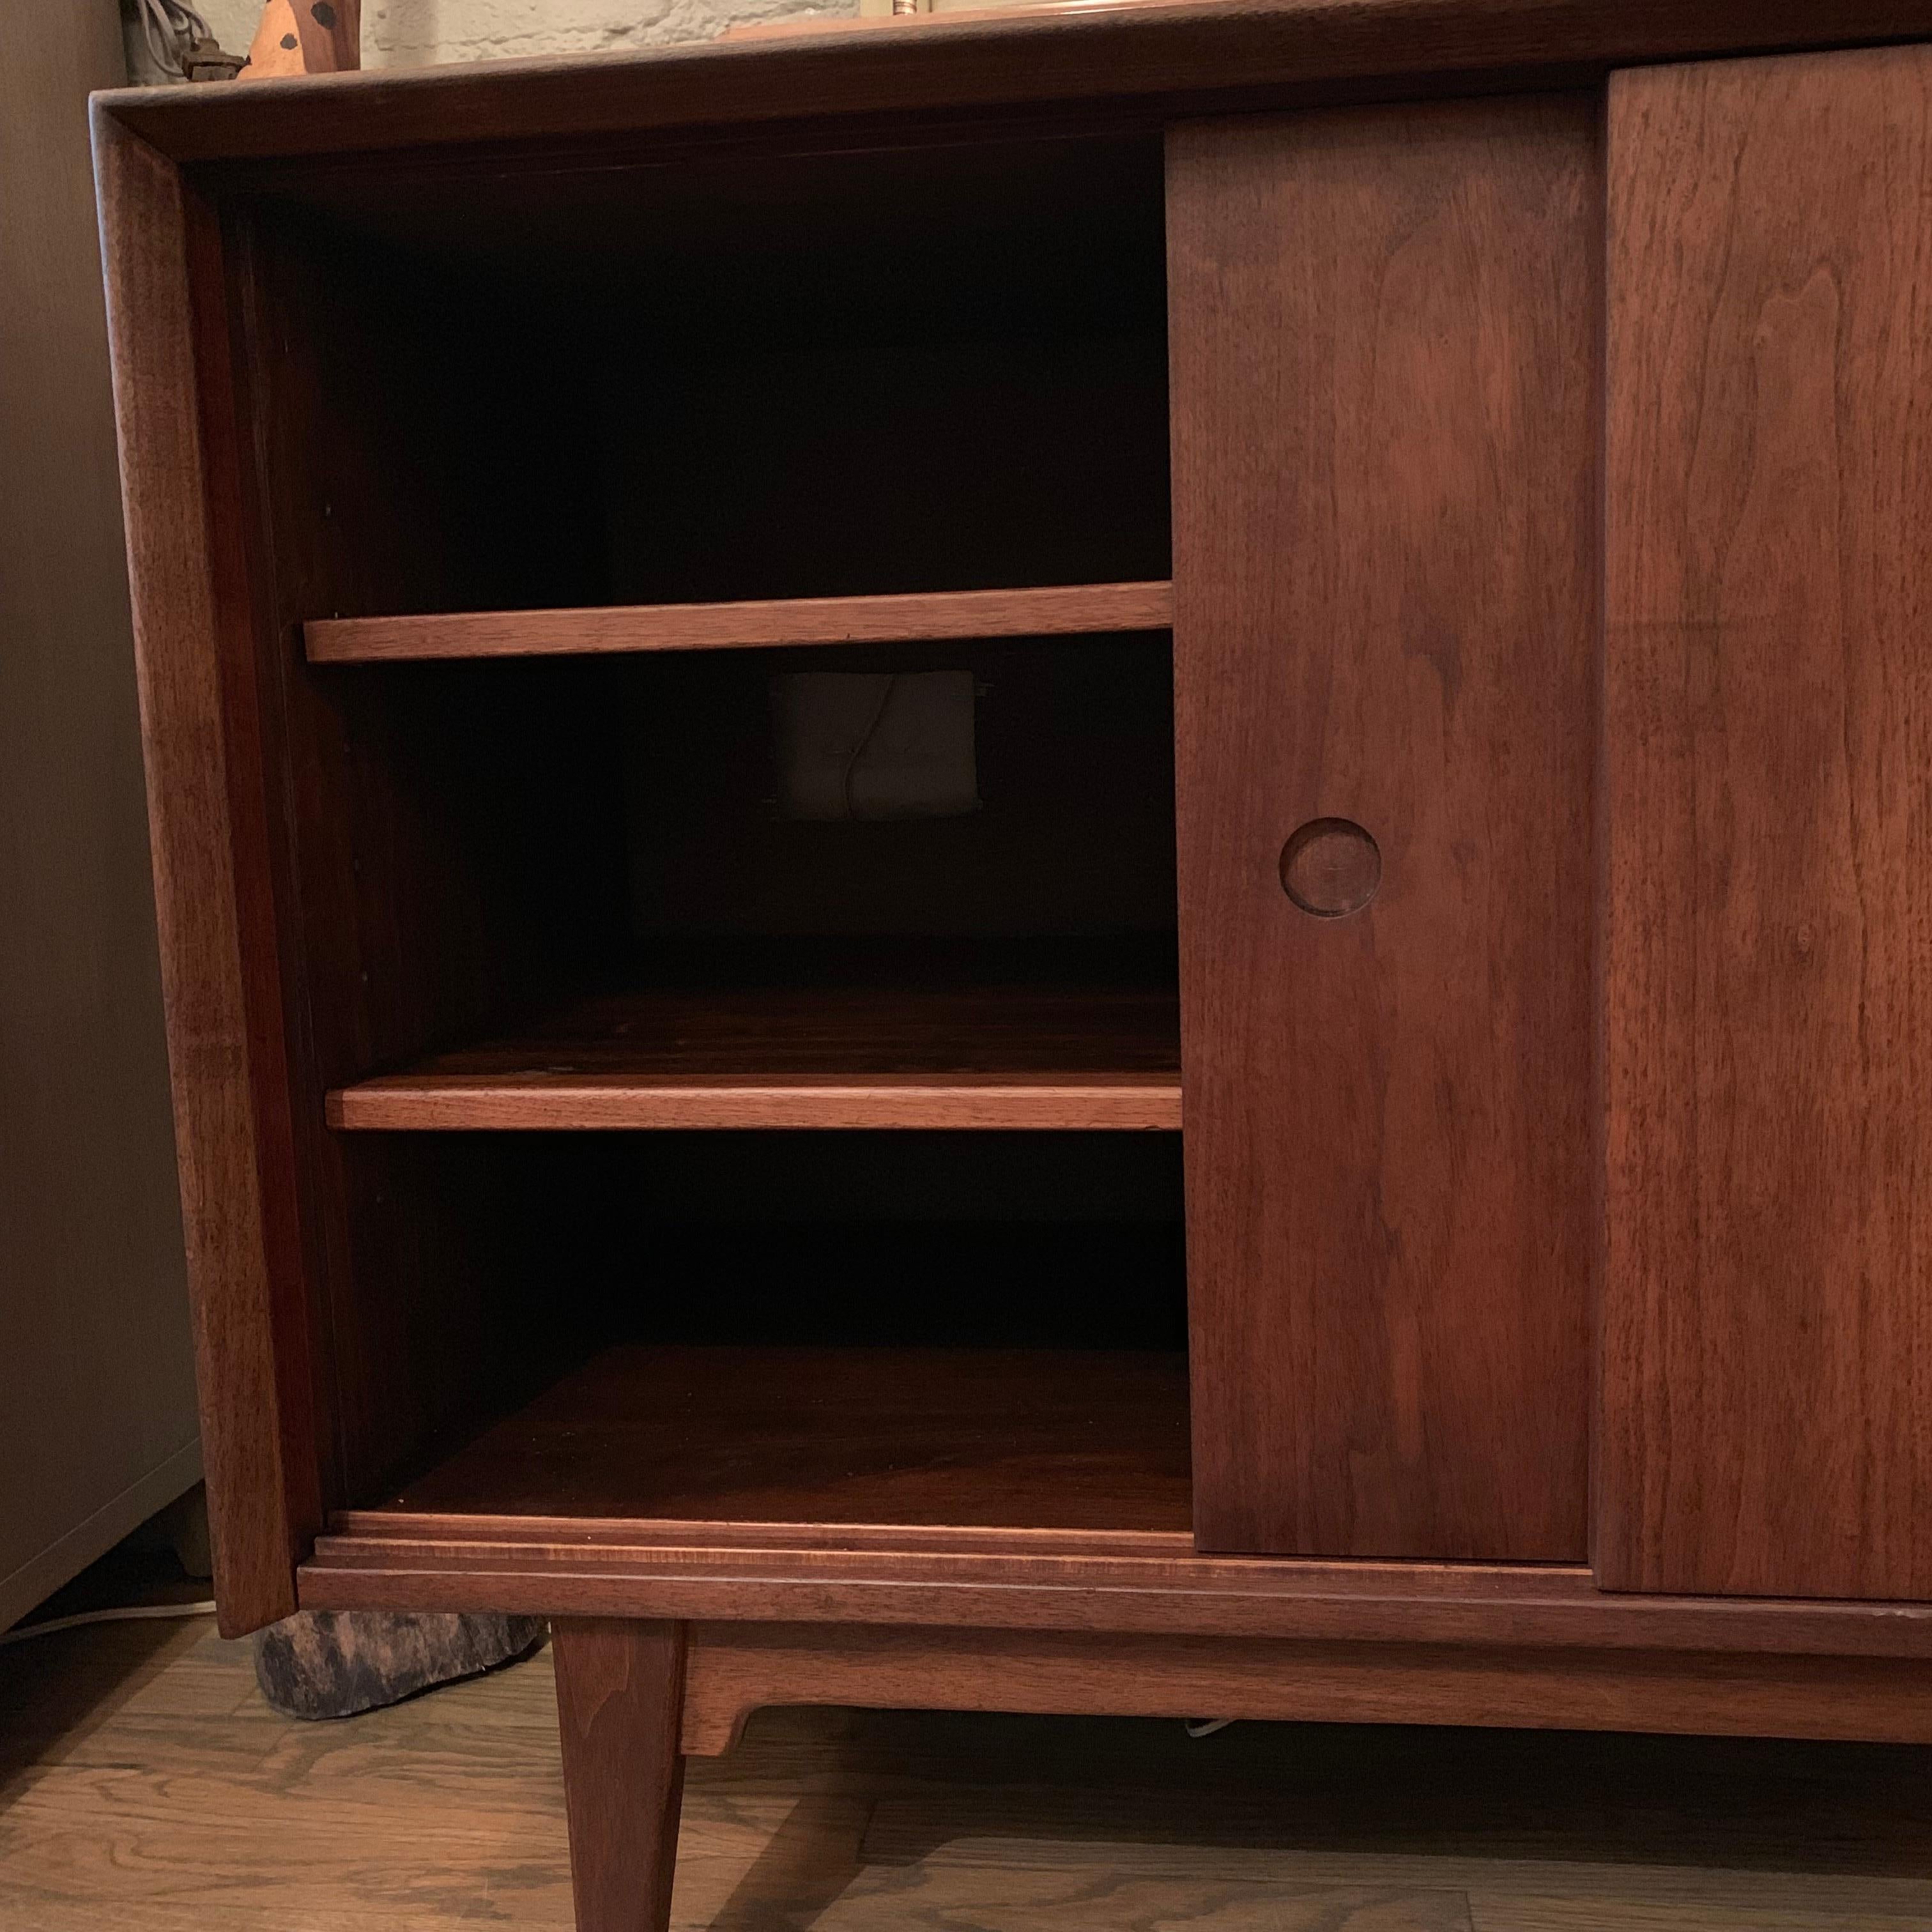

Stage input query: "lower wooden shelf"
[
  {"left": 305, "top": 1356, "right": 1932, "bottom": 1680},
  {"left": 364, "top": 1344, "right": 1194, "bottom": 1533},
  {"left": 326, "top": 982, "right": 1181, "bottom": 1130}
]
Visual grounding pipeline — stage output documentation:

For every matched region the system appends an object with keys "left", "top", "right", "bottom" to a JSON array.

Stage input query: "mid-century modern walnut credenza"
[{"left": 93, "top": 4, "right": 1932, "bottom": 1924}]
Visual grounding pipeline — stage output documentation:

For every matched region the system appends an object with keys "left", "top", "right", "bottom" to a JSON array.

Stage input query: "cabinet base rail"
[{"left": 551, "top": 1616, "right": 1932, "bottom": 1931}]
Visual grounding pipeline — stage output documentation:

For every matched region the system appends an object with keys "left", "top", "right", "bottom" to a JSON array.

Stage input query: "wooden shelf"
[
  {"left": 328, "top": 981, "right": 1182, "bottom": 1130},
  {"left": 305, "top": 580, "right": 1174, "bottom": 663},
  {"left": 364, "top": 1344, "right": 1193, "bottom": 1533}
]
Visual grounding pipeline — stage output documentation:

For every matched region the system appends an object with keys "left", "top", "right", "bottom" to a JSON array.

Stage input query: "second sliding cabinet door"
[
  {"left": 1598, "top": 49, "right": 1932, "bottom": 1602},
  {"left": 1168, "top": 98, "right": 1600, "bottom": 1559}
]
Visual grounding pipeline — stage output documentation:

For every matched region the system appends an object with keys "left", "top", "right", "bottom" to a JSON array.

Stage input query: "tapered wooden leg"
[{"left": 553, "top": 1618, "right": 687, "bottom": 1932}]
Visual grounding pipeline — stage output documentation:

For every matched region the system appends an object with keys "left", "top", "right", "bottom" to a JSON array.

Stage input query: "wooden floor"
[{"left": 4, "top": 1618, "right": 1932, "bottom": 1930}]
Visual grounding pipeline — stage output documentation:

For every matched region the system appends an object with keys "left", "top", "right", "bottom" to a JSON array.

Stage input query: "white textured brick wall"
[{"left": 194, "top": 0, "right": 839, "bottom": 70}]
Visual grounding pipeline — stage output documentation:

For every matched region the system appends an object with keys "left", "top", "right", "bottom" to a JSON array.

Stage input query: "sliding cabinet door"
[
  {"left": 1600, "top": 49, "right": 1932, "bottom": 1600},
  {"left": 1168, "top": 98, "right": 1598, "bottom": 1559}
]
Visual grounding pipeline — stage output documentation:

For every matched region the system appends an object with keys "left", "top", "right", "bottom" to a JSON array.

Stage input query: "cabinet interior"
[{"left": 222, "top": 128, "right": 1190, "bottom": 1533}]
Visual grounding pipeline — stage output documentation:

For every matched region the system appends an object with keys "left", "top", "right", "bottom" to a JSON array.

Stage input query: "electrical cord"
[
  {"left": 841, "top": 673, "right": 900, "bottom": 820},
  {"left": 0, "top": 1600, "right": 217, "bottom": 1648},
  {"left": 134, "top": 0, "right": 217, "bottom": 79}
]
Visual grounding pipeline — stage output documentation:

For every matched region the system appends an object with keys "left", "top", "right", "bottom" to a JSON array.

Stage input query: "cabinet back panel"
[
  {"left": 1600, "top": 49, "right": 1932, "bottom": 1600},
  {"left": 1169, "top": 95, "right": 1598, "bottom": 1560},
  {"left": 624, "top": 636, "right": 1176, "bottom": 943},
  {"left": 601, "top": 335, "right": 1169, "bottom": 604}
]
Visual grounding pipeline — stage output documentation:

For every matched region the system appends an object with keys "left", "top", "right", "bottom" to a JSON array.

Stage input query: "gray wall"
[{"left": 0, "top": 2, "right": 201, "bottom": 1630}]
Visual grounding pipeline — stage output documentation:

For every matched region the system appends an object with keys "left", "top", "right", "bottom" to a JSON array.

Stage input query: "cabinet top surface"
[{"left": 91, "top": 0, "right": 1932, "bottom": 168}]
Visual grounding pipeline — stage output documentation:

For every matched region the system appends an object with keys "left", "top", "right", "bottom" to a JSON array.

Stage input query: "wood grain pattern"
[
  {"left": 330, "top": 1514, "right": 1202, "bottom": 1559},
  {"left": 1599, "top": 47, "right": 1932, "bottom": 1600},
  {"left": 367, "top": 1345, "right": 1193, "bottom": 1532},
  {"left": 746, "top": 1871, "right": 1473, "bottom": 1932},
  {"left": 305, "top": 581, "right": 1173, "bottom": 661},
  {"left": 1469, "top": 1905, "right": 1928, "bottom": 1931},
  {"left": 1168, "top": 96, "right": 1598, "bottom": 1561},
  {"left": 302, "top": 1516, "right": 1932, "bottom": 1659},
  {"left": 861, "top": 1752, "right": 1932, "bottom": 1924},
  {"left": 1469, "top": 1906, "right": 1926, "bottom": 1932},
  {"left": 327, "top": 982, "right": 1181, "bottom": 1130},
  {"left": 553, "top": 1620, "right": 687, "bottom": 1932},
  {"left": 89, "top": 0, "right": 1932, "bottom": 169},
  {"left": 678, "top": 1622, "right": 1932, "bottom": 1754},
  {"left": 331, "top": 1077, "right": 1178, "bottom": 1131},
  {"left": 12, "top": 1620, "right": 1932, "bottom": 1931},
  {"left": 91, "top": 112, "right": 321, "bottom": 1636}
]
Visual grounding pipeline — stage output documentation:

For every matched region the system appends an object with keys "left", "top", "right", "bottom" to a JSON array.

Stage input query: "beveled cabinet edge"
[
  {"left": 91, "top": 110, "right": 322, "bottom": 1634},
  {"left": 85, "top": 0, "right": 1932, "bottom": 168}
]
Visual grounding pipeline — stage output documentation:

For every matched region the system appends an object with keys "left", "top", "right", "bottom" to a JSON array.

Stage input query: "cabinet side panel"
[
  {"left": 92, "top": 116, "right": 322, "bottom": 1633},
  {"left": 1169, "top": 97, "right": 1598, "bottom": 1560},
  {"left": 223, "top": 210, "right": 620, "bottom": 1507},
  {"left": 1600, "top": 49, "right": 1932, "bottom": 1600}
]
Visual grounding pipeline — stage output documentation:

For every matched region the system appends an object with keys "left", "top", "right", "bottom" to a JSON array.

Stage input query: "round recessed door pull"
[{"left": 1280, "top": 817, "right": 1381, "bottom": 917}]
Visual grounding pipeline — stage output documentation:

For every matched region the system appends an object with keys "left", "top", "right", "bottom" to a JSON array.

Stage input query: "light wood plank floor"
[{"left": 4, "top": 1618, "right": 1930, "bottom": 1930}]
